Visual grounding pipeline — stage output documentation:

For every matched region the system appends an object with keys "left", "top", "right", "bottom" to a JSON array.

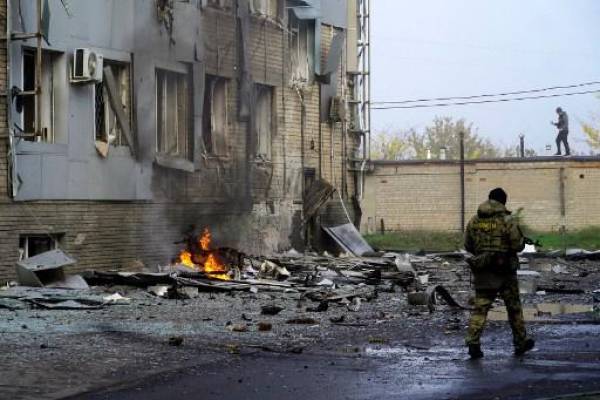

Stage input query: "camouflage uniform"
[{"left": 464, "top": 199, "right": 528, "bottom": 348}]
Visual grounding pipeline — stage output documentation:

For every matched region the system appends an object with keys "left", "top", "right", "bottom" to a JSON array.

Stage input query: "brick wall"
[
  {"left": 362, "top": 158, "right": 600, "bottom": 234},
  {"left": 0, "top": 3, "right": 360, "bottom": 282}
]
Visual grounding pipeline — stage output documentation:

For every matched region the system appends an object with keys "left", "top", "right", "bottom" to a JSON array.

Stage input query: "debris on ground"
[{"left": 168, "top": 336, "right": 184, "bottom": 346}]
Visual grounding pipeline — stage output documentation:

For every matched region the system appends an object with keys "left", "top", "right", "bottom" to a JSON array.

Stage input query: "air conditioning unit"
[{"left": 71, "top": 48, "right": 103, "bottom": 83}]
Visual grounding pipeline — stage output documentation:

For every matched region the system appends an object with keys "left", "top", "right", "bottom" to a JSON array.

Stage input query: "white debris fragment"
[
  {"left": 347, "top": 297, "right": 361, "bottom": 312},
  {"left": 394, "top": 254, "right": 415, "bottom": 274},
  {"left": 103, "top": 293, "right": 130, "bottom": 304},
  {"left": 284, "top": 248, "right": 302, "bottom": 257},
  {"left": 416, "top": 272, "right": 429, "bottom": 285},
  {"left": 259, "top": 260, "right": 291, "bottom": 281},
  {"left": 551, "top": 264, "right": 568, "bottom": 274},
  {"left": 148, "top": 285, "right": 170, "bottom": 297},
  {"left": 520, "top": 244, "right": 537, "bottom": 254},
  {"left": 316, "top": 278, "right": 334, "bottom": 287}
]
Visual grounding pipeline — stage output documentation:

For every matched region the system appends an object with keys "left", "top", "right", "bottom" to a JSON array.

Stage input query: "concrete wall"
[
  {"left": 362, "top": 158, "right": 600, "bottom": 234},
  {"left": 0, "top": 1, "right": 361, "bottom": 282}
]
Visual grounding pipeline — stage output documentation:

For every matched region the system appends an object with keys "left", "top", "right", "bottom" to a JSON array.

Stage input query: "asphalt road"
[{"left": 69, "top": 323, "right": 600, "bottom": 400}]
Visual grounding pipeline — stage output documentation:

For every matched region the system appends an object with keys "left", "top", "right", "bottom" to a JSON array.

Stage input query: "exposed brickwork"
[
  {"left": 0, "top": 2, "right": 360, "bottom": 282},
  {"left": 362, "top": 159, "right": 600, "bottom": 234}
]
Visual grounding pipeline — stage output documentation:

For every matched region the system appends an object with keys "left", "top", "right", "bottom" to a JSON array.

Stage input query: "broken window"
[
  {"left": 95, "top": 61, "right": 132, "bottom": 147},
  {"left": 202, "top": 75, "right": 228, "bottom": 155},
  {"left": 205, "top": 0, "right": 233, "bottom": 9},
  {"left": 21, "top": 49, "right": 67, "bottom": 143},
  {"left": 156, "top": 68, "right": 192, "bottom": 160},
  {"left": 288, "top": 11, "right": 315, "bottom": 84},
  {"left": 254, "top": 84, "right": 274, "bottom": 159},
  {"left": 18, "top": 234, "right": 63, "bottom": 260},
  {"left": 251, "top": 0, "right": 281, "bottom": 18}
]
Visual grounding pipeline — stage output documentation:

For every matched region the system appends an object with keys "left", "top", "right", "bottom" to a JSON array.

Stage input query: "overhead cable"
[
  {"left": 372, "top": 89, "right": 600, "bottom": 110},
  {"left": 372, "top": 80, "right": 600, "bottom": 105}
]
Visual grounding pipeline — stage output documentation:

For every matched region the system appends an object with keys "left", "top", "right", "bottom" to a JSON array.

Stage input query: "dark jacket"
[
  {"left": 465, "top": 200, "right": 525, "bottom": 289},
  {"left": 555, "top": 110, "right": 569, "bottom": 133}
]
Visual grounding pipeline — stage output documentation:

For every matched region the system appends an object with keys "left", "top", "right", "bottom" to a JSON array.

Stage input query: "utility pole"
[
  {"left": 460, "top": 131, "right": 465, "bottom": 233},
  {"left": 519, "top": 134, "right": 525, "bottom": 158}
]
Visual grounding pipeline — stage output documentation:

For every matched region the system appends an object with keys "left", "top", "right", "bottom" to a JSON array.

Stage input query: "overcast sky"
[{"left": 371, "top": 0, "right": 600, "bottom": 155}]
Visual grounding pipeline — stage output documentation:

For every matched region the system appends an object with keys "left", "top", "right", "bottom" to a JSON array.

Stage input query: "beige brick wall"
[{"left": 362, "top": 159, "right": 600, "bottom": 234}]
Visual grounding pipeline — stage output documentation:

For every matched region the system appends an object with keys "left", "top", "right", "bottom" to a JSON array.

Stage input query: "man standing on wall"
[
  {"left": 552, "top": 107, "right": 570, "bottom": 156},
  {"left": 464, "top": 188, "right": 535, "bottom": 359}
]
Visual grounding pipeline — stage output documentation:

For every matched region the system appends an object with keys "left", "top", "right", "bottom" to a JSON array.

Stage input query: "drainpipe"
[{"left": 358, "top": 158, "right": 367, "bottom": 200}]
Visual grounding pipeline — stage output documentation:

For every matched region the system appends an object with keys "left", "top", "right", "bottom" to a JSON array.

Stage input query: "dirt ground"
[{"left": 1, "top": 256, "right": 599, "bottom": 400}]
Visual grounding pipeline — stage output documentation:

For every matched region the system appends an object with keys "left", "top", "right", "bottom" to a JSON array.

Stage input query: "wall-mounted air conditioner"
[{"left": 71, "top": 48, "right": 103, "bottom": 83}]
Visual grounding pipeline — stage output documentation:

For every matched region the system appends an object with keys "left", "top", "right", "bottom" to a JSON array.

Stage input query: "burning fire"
[{"left": 178, "top": 228, "right": 231, "bottom": 280}]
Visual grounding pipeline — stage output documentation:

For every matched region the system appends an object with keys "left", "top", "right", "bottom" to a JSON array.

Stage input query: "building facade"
[{"left": 0, "top": 0, "right": 367, "bottom": 281}]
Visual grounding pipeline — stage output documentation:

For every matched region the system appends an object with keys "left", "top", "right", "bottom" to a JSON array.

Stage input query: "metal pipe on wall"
[{"left": 36, "top": 0, "right": 42, "bottom": 140}]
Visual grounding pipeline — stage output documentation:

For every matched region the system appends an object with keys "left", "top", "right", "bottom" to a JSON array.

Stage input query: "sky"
[{"left": 371, "top": 0, "right": 600, "bottom": 155}]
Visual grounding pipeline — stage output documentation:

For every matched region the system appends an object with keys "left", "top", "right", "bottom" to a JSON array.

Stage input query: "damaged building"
[{"left": 0, "top": 0, "right": 371, "bottom": 281}]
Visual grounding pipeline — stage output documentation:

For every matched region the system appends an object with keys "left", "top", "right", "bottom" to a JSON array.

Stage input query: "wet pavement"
[{"left": 67, "top": 323, "right": 600, "bottom": 400}]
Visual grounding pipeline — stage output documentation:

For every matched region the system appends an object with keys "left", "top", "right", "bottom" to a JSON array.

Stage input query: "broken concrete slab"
[
  {"left": 323, "top": 223, "right": 374, "bottom": 256},
  {"left": 565, "top": 249, "right": 600, "bottom": 261},
  {"left": 29, "top": 299, "right": 104, "bottom": 310}
]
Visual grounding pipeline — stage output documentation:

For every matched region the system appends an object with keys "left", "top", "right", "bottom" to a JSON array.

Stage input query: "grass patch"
[
  {"left": 527, "top": 226, "right": 600, "bottom": 251},
  {"left": 365, "top": 226, "right": 600, "bottom": 252},
  {"left": 365, "top": 231, "right": 463, "bottom": 252}
]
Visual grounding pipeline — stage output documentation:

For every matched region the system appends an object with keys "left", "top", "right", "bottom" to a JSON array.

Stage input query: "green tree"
[
  {"left": 370, "top": 129, "right": 411, "bottom": 160},
  {"left": 581, "top": 95, "right": 600, "bottom": 151},
  {"left": 582, "top": 119, "right": 600, "bottom": 150},
  {"left": 372, "top": 117, "right": 510, "bottom": 160},
  {"left": 411, "top": 117, "right": 501, "bottom": 159}
]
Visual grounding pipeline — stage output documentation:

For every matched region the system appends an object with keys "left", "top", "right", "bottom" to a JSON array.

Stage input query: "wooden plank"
[{"left": 103, "top": 67, "right": 136, "bottom": 157}]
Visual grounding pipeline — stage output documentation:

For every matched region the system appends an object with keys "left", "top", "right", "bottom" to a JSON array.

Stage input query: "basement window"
[
  {"left": 18, "top": 234, "right": 63, "bottom": 260},
  {"left": 288, "top": 11, "right": 315, "bottom": 84},
  {"left": 22, "top": 49, "right": 67, "bottom": 143},
  {"left": 254, "top": 84, "right": 274, "bottom": 160},
  {"left": 95, "top": 61, "right": 132, "bottom": 147},
  {"left": 202, "top": 75, "right": 228, "bottom": 156},
  {"left": 156, "top": 68, "right": 192, "bottom": 160}
]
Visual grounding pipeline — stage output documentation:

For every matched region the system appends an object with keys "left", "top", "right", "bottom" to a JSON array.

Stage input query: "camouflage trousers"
[{"left": 465, "top": 276, "right": 527, "bottom": 347}]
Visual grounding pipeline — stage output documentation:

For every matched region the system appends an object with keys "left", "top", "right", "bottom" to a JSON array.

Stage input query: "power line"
[
  {"left": 372, "top": 89, "right": 600, "bottom": 110},
  {"left": 372, "top": 80, "right": 600, "bottom": 105}
]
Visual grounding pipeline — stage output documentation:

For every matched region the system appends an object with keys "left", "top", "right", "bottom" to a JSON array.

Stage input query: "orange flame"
[
  {"left": 199, "top": 228, "right": 211, "bottom": 251},
  {"left": 177, "top": 228, "right": 230, "bottom": 280}
]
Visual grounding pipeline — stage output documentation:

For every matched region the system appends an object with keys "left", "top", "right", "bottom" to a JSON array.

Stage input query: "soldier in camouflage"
[{"left": 464, "top": 188, "right": 535, "bottom": 359}]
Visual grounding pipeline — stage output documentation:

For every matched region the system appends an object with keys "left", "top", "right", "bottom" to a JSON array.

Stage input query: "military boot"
[
  {"left": 468, "top": 344, "right": 484, "bottom": 359},
  {"left": 515, "top": 338, "right": 535, "bottom": 356}
]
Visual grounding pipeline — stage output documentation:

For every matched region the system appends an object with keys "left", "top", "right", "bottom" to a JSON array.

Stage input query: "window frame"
[
  {"left": 203, "top": 74, "right": 229, "bottom": 156},
  {"left": 94, "top": 59, "right": 133, "bottom": 148},
  {"left": 155, "top": 67, "right": 193, "bottom": 162},
  {"left": 288, "top": 12, "right": 315, "bottom": 84},
  {"left": 254, "top": 84, "right": 274, "bottom": 160},
  {"left": 21, "top": 48, "right": 67, "bottom": 143}
]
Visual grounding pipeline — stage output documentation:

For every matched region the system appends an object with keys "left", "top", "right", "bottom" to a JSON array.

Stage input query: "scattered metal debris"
[{"left": 15, "top": 249, "right": 87, "bottom": 289}]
